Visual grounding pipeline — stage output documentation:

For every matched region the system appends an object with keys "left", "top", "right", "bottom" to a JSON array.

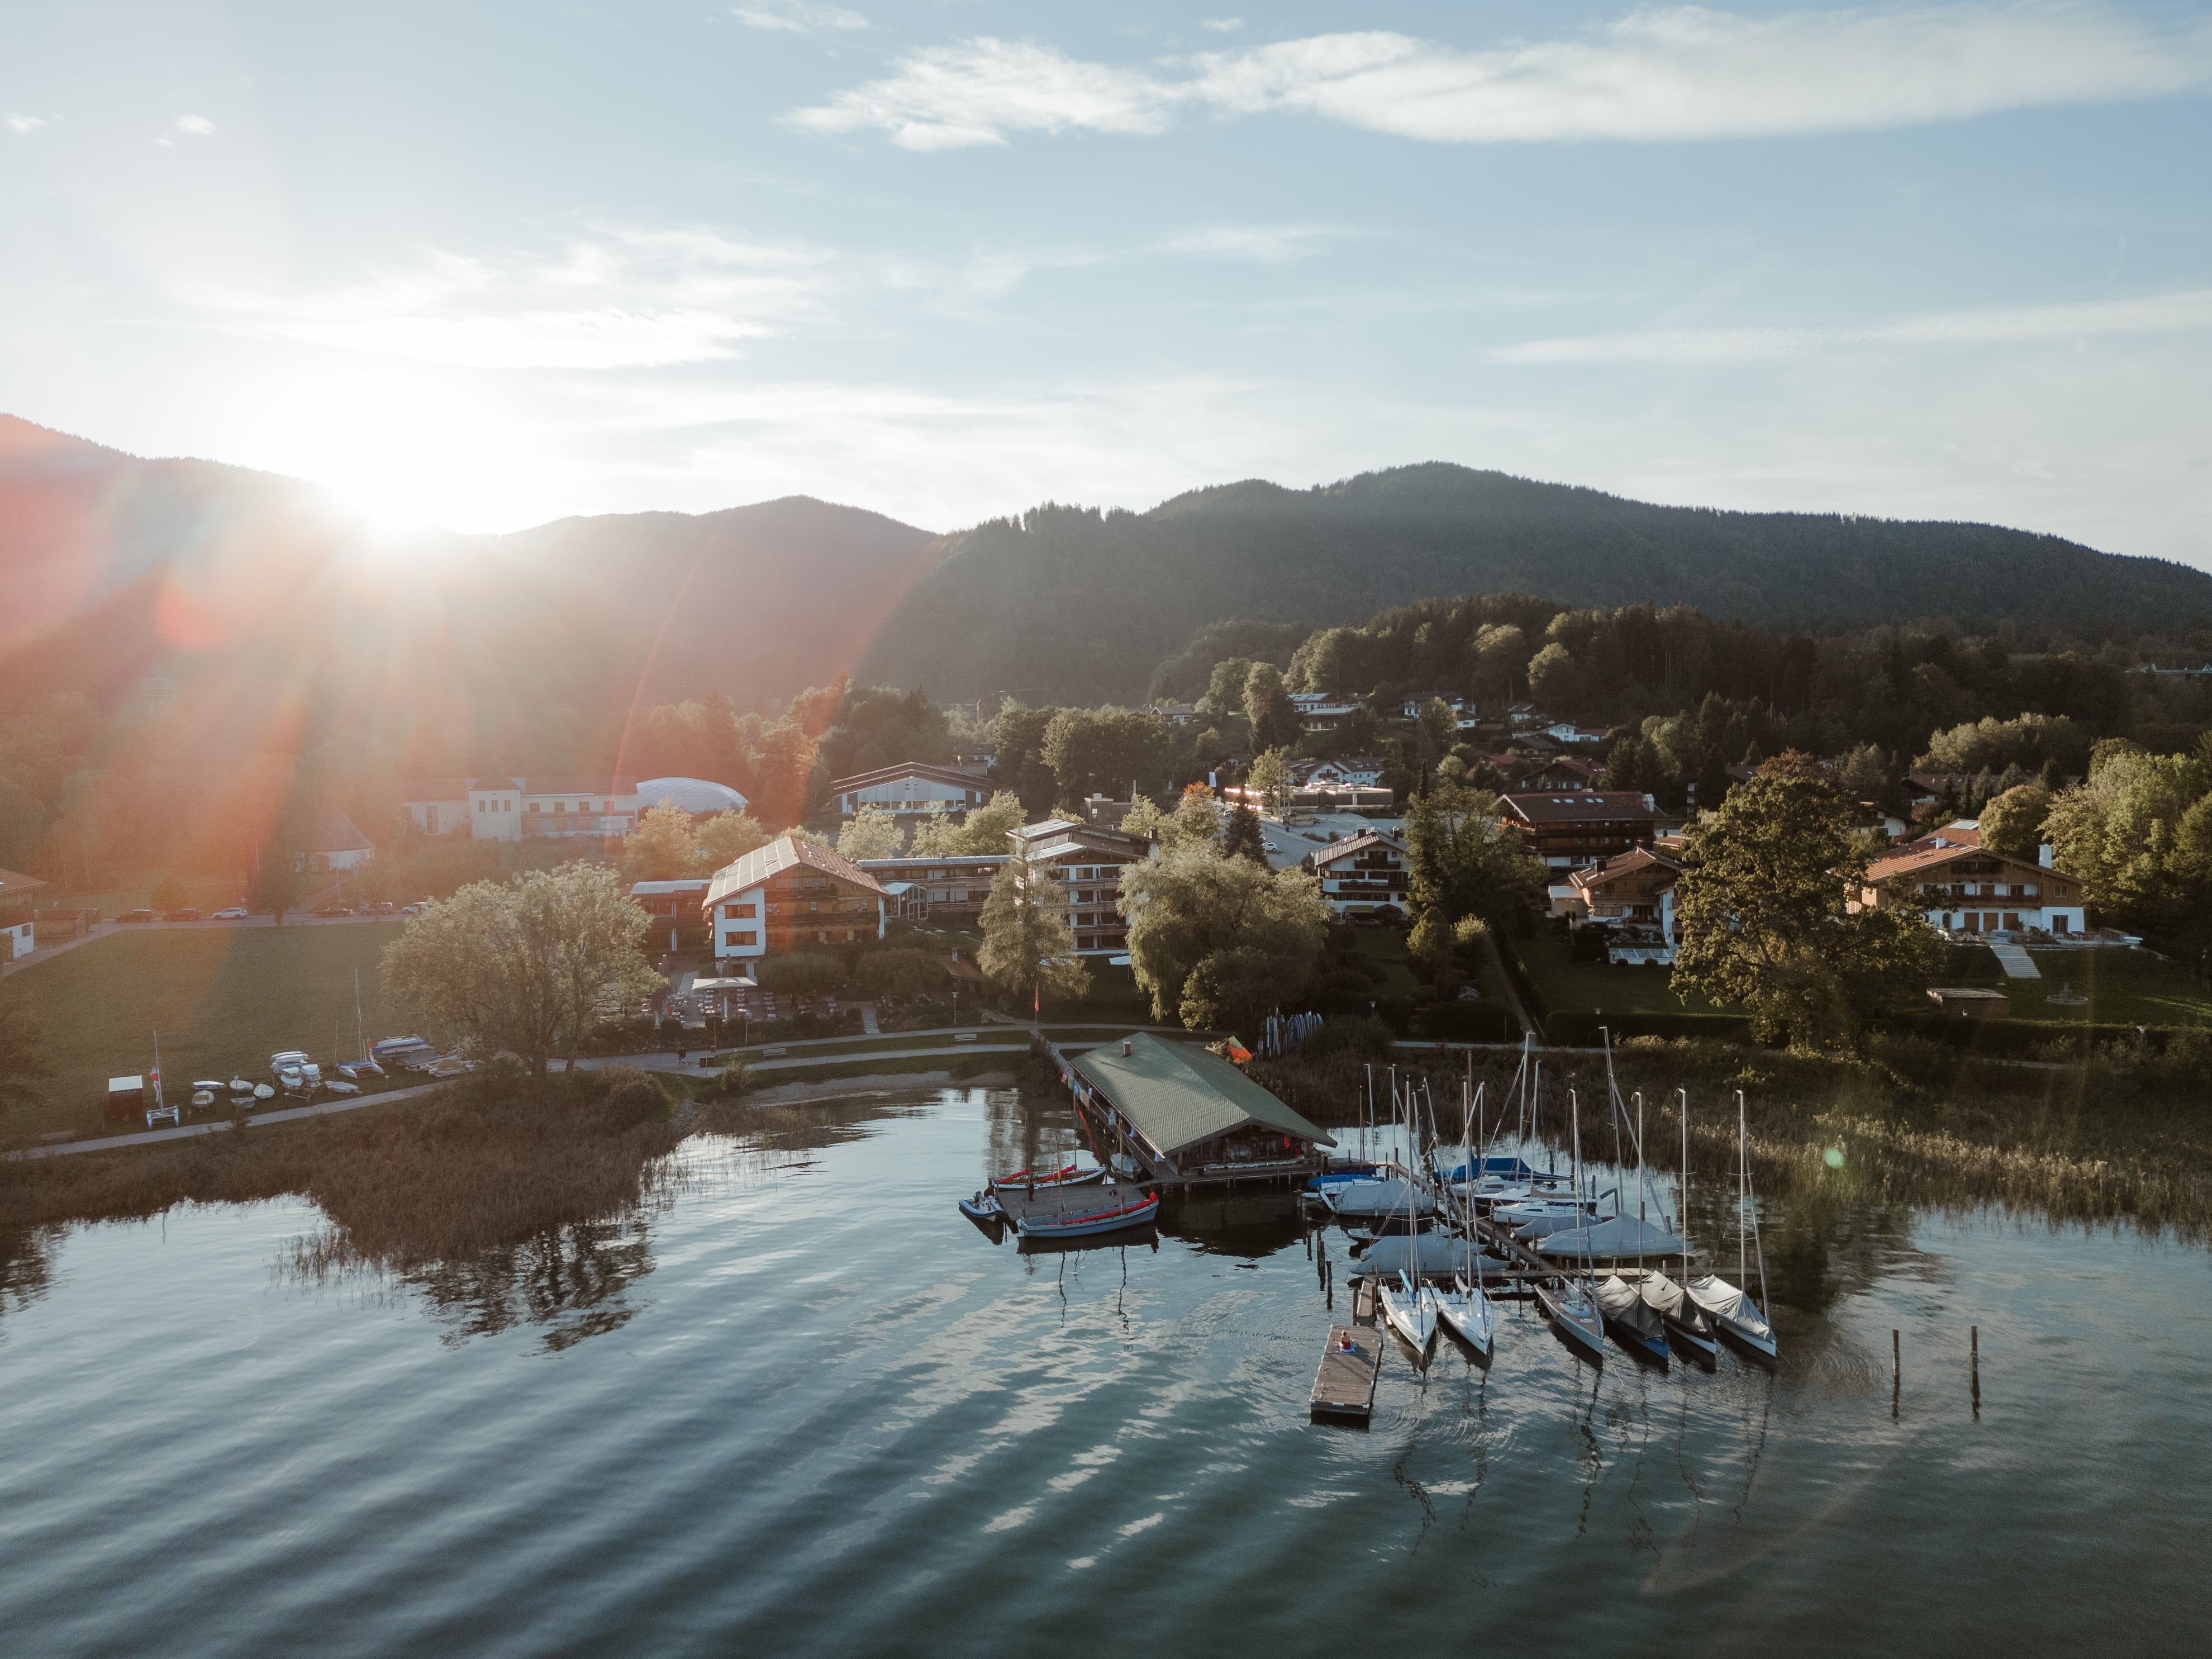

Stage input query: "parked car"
[
  {"left": 211, "top": 906, "right": 249, "bottom": 920},
  {"left": 117, "top": 909, "right": 155, "bottom": 923},
  {"left": 315, "top": 905, "right": 354, "bottom": 917},
  {"left": 375, "top": 901, "right": 396, "bottom": 915},
  {"left": 165, "top": 907, "right": 201, "bottom": 922},
  {"left": 400, "top": 901, "right": 427, "bottom": 916}
]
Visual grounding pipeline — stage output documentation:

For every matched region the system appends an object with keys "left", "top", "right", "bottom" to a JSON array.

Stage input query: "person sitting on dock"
[{"left": 1336, "top": 1335, "right": 1359, "bottom": 1353}]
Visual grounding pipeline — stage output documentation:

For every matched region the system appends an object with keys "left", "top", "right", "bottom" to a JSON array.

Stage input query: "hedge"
[{"left": 1544, "top": 1010, "right": 1753, "bottom": 1046}]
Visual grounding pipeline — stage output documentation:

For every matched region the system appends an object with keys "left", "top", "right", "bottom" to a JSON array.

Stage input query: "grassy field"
[
  {"left": 1515, "top": 929, "right": 1734, "bottom": 1020},
  {"left": 4, "top": 924, "right": 407, "bottom": 1143},
  {"left": 1918, "top": 944, "right": 2212, "bottom": 1028},
  {"left": 1348, "top": 928, "right": 1424, "bottom": 1000}
]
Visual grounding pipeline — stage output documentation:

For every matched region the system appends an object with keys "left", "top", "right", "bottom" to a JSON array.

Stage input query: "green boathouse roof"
[{"left": 1070, "top": 1032, "right": 1334, "bottom": 1157}]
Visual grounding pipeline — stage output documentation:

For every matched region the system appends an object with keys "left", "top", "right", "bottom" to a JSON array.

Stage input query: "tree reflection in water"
[
  {"left": 399, "top": 1217, "right": 660, "bottom": 1351},
  {"left": 0, "top": 1227, "right": 55, "bottom": 1332}
]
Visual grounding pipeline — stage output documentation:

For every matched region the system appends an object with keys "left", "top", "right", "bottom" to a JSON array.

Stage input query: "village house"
[
  {"left": 826, "top": 761, "right": 992, "bottom": 826},
  {"left": 305, "top": 802, "right": 376, "bottom": 873},
  {"left": 1306, "top": 755, "right": 1387, "bottom": 787},
  {"left": 1009, "top": 819, "right": 1149, "bottom": 957},
  {"left": 1302, "top": 830, "right": 1410, "bottom": 916},
  {"left": 0, "top": 865, "right": 49, "bottom": 961},
  {"left": 1856, "top": 842, "right": 2086, "bottom": 937},
  {"left": 1145, "top": 703, "right": 1199, "bottom": 728},
  {"left": 1549, "top": 846, "right": 1682, "bottom": 963},
  {"left": 702, "top": 835, "right": 889, "bottom": 970},
  {"left": 630, "top": 878, "right": 713, "bottom": 951},
  {"left": 1288, "top": 691, "right": 1368, "bottom": 731},
  {"left": 401, "top": 776, "right": 641, "bottom": 842},
  {"left": 1501, "top": 791, "right": 1661, "bottom": 869},
  {"left": 854, "top": 853, "right": 1006, "bottom": 923}
]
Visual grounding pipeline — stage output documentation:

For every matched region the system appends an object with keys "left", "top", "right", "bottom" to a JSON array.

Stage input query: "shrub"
[
  {"left": 755, "top": 953, "right": 842, "bottom": 996},
  {"left": 1304, "top": 1014, "right": 1395, "bottom": 1061}
]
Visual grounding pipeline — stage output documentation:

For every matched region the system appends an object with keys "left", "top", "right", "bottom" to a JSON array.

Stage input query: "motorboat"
[
  {"left": 1535, "top": 1214, "right": 1687, "bottom": 1259},
  {"left": 988, "top": 1162, "right": 1106, "bottom": 1195},
  {"left": 1306, "top": 1161, "right": 1382, "bottom": 1190},
  {"left": 1011, "top": 1190, "right": 1159, "bottom": 1239},
  {"left": 1377, "top": 1270, "right": 1441, "bottom": 1364},
  {"left": 1321, "top": 1177, "right": 1437, "bottom": 1220},
  {"left": 957, "top": 1190, "right": 1006, "bottom": 1242},
  {"left": 1594, "top": 1274, "right": 1670, "bottom": 1367}
]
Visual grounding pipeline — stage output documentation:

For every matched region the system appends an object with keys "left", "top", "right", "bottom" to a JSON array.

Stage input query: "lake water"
[{"left": 3, "top": 1087, "right": 2209, "bottom": 1657}]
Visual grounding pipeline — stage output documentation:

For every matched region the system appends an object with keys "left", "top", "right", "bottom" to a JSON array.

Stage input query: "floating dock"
[{"left": 1310, "top": 1324, "right": 1382, "bottom": 1420}]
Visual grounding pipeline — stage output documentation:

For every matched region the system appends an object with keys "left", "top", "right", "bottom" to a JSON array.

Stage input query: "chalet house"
[
  {"left": 1504, "top": 754, "right": 1602, "bottom": 792},
  {"left": 1010, "top": 819, "right": 1150, "bottom": 957},
  {"left": 1502, "top": 791, "right": 1661, "bottom": 869},
  {"left": 0, "top": 865, "right": 48, "bottom": 961},
  {"left": 1302, "top": 830, "right": 1409, "bottom": 916},
  {"left": 1289, "top": 692, "right": 1367, "bottom": 731},
  {"left": 855, "top": 853, "right": 1006, "bottom": 921},
  {"left": 1307, "top": 755, "right": 1387, "bottom": 787},
  {"left": 1146, "top": 704, "right": 1200, "bottom": 728},
  {"left": 702, "top": 836, "right": 889, "bottom": 968},
  {"left": 827, "top": 762, "right": 992, "bottom": 825},
  {"left": 401, "top": 776, "right": 640, "bottom": 842},
  {"left": 1550, "top": 847, "right": 1681, "bottom": 963},
  {"left": 1544, "top": 724, "right": 1608, "bottom": 747},
  {"left": 306, "top": 802, "right": 376, "bottom": 873},
  {"left": 1857, "top": 843, "right": 2086, "bottom": 937}
]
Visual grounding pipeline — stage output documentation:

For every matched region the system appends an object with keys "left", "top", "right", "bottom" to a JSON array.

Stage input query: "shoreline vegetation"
[{"left": 4, "top": 1034, "right": 2208, "bottom": 1301}]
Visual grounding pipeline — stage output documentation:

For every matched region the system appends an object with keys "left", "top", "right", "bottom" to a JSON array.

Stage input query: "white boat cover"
[
  {"left": 1685, "top": 1273, "right": 1775, "bottom": 1346},
  {"left": 1535, "top": 1215, "right": 1687, "bottom": 1258},
  {"left": 1323, "top": 1178, "right": 1437, "bottom": 1219},
  {"left": 1358, "top": 1233, "right": 1478, "bottom": 1278},
  {"left": 1593, "top": 1274, "right": 1667, "bottom": 1343}
]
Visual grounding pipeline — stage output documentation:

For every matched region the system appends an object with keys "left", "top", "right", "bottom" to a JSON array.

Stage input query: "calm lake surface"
[{"left": 3, "top": 1087, "right": 2209, "bottom": 1657}]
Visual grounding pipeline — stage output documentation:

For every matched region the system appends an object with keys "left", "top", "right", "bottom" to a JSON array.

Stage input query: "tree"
[
  {"left": 1243, "top": 662, "right": 1299, "bottom": 753},
  {"left": 0, "top": 984, "right": 51, "bottom": 1116},
  {"left": 1671, "top": 758, "right": 1943, "bottom": 1049},
  {"left": 1246, "top": 747, "right": 1292, "bottom": 818},
  {"left": 1977, "top": 783, "right": 2052, "bottom": 863},
  {"left": 382, "top": 864, "right": 664, "bottom": 1076},
  {"left": 837, "top": 805, "right": 905, "bottom": 862},
  {"left": 623, "top": 802, "right": 701, "bottom": 882},
  {"left": 1119, "top": 842, "right": 1329, "bottom": 1033},
  {"left": 1416, "top": 698, "right": 1457, "bottom": 760},
  {"left": 1525, "top": 641, "right": 1584, "bottom": 716},
  {"left": 977, "top": 844, "right": 1088, "bottom": 1009},
  {"left": 2043, "top": 744, "right": 2212, "bottom": 943},
  {"left": 694, "top": 810, "right": 771, "bottom": 871},
  {"left": 910, "top": 790, "right": 1024, "bottom": 856},
  {"left": 1172, "top": 783, "right": 1222, "bottom": 849},
  {"left": 1404, "top": 781, "right": 1544, "bottom": 934},
  {"left": 1221, "top": 801, "right": 1268, "bottom": 864},
  {"left": 1205, "top": 657, "right": 1254, "bottom": 715},
  {"left": 1470, "top": 623, "right": 1526, "bottom": 704}
]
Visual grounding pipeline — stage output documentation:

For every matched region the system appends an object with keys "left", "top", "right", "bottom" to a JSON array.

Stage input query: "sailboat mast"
[
  {"left": 1742, "top": 1089, "right": 1771, "bottom": 1314},
  {"left": 1680, "top": 1088, "right": 1691, "bottom": 1283},
  {"left": 1738, "top": 1087, "right": 1748, "bottom": 1288},
  {"left": 1571, "top": 1089, "right": 1591, "bottom": 1295},
  {"left": 1637, "top": 1091, "right": 1646, "bottom": 1235}
]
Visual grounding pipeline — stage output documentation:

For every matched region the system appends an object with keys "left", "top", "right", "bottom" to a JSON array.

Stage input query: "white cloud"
[
  {"left": 1155, "top": 222, "right": 1342, "bottom": 262},
  {"left": 792, "top": 6, "right": 2212, "bottom": 149},
  {"left": 176, "top": 113, "right": 217, "bottom": 135},
  {"left": 735, "top": 1, "right": 867, "bottom": 32},
  {"left": 1200, "top": 16, "right": 1244, "bottom": 31},
  {"left": 6, "top": 113, "right": 46, "bottom": 134},
  {"left": 790, "top": 37, "right": 1174, "bottom": 148},
  {"left": 212, "top": 228, "right": 832, "bottom": 369},
  {"left": 1489, "top": 288, "right": 2212, "bottom": 363}
]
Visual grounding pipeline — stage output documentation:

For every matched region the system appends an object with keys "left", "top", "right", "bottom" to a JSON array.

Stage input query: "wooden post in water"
[
  {"left": 1892, "top": 1329, "right": 1901, "bottom": 1418},
  {"left": 1971, "top": 1324, "right": 1981, "bottom": 1418}
]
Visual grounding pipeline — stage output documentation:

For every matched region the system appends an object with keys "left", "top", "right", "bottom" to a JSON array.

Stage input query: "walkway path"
[
  {"left": 1990, "top": 942, "right": 2040, "bottom": 979},
  {"left": 9, "top": 1080, "right": 449, "bottom": 1161}
]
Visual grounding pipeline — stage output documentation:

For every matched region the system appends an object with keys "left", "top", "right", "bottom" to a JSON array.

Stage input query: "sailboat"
[
  {"left": 1533, "top": 1090, "right": 1606, "bottom": 1366},
  {"left": 1593, "top": 1273, "right": 1670, "bottom": 1366},
  {"left": 1686, "top": 1089, "right": 1778, "bottom": 1361},
  {"left": 1638, "top": 1088, "right": 1720, "bottom": 1362},
  {"left": 1434, "top": 1078, "right": 1496, "bottom": 1361},
  {"left": 1374, "top": 1073, "right": 1443, "bottom": 1365}
]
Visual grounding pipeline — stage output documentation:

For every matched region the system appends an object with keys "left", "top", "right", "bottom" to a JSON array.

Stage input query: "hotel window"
[
  {"left": 725, "top": 931, "right": 757, "bottom": 949},
  {"left": 555, "top": 801, "right": 566, "bottom": 812},
  {"left": 729, "top": 902, "right": 758, "bottom": 919}
]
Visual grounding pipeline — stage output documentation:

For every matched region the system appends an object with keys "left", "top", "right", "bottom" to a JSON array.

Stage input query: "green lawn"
[
  {"left": 4, "top": 925, "right": 406, "bottom": 1143},
  {"left": 1349, "top": 928, "right": 1423, "bottom": 1000},
  {"left": 1515, "top": 929, "right": 1734, "bottom": 1020},
  {"left": 1923, "top": 944, "right": 2212, "bottom": 1028}
]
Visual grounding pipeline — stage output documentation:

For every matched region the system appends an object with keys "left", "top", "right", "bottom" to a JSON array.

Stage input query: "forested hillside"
[{"left": 855, "top": 465, "right": 2212, "bottom": 705}]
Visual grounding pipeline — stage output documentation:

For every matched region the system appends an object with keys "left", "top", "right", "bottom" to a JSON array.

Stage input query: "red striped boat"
[
  {"left": 1011, "top": 1191, "right": 1160, "bottom": 1239},
  {"left": 987, "top": 1162, "right": 1106, "bottom": 1195}
]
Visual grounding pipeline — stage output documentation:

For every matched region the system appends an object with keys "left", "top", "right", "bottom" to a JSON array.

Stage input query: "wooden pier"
[{"left": 1310, "top": 1324, "right": 1382, "bottom": 1420}]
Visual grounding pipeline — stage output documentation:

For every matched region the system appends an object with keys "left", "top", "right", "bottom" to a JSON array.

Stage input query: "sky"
[{"left": 2, "top": 1, "right": 2209, "bottom": 568}]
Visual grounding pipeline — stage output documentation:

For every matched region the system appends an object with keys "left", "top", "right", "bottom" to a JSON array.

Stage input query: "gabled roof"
[
  {"left": 308, "top": 802, "right": 375, "bottom": 855},
  {"left": 1864, "top": 842, "right": 2051, "bottom": 883},
  {"left": 1071, "top": 1032, "right": 1334, "bottom": 1156},
  {"left": 827, "top": 761, "right": 990, "bottom": 795},
  {"left": 1011, "top": 821, "right": 1149, "bottom": 861},
  {"left": 704, "top": 834, "right": 891, "bottom": 908},
  {"left": 0, "top": 865, "right": 49, "bottom": 896},
  {"left": 1502, "top": 791, "right": 1658, "bottom": 825},
  {"left": 1311, "top": 830, "right": 1406, "bottom": 866},
  {"left": 1568, "top": 847, "right": 1680, "bottom": 891}
]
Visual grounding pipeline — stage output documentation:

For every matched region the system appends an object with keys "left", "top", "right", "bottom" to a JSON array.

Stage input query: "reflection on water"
[{"left": 2, "top": 1086, "right": 2209, "bottom": 1658}]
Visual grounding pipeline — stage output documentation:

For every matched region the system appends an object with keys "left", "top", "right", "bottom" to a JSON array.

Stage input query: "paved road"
[{"left": 9, "top": 1079, "right": 450, "bottom": 1161}]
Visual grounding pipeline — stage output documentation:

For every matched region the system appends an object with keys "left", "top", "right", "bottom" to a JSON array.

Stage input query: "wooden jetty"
[{"left": 1311, "top": 1324, "right": 1383, "bottom": 1421}]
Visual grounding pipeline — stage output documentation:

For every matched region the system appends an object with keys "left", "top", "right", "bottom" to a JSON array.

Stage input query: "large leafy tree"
[
  {"left": 1976, "top": 783, "right": 2052, "bottom": 863},
  {"left": 2043, "top": 742, "right": 2212, "bottom": 948},
  {"left": 694, "top": 810, "right": 771, "bottom": 871},
  {"left": 910, "top": 790, "right": 1026, "bottom": 857},
  {"left": 1243, "top": 663, "right": 1300, "bottom": 754},
  {"left": 1672, "top": 755, "right": 1942, "bottom": 1049},
  {"left": 383, "top": 863, "right": 664, "bottom": 1076},
  {"left": 977, "top": 844, "right": 1088, "bottom": 1010},
  {"left": 836, "top": 805, "right": 905, "bottom": 862},
  {"left": 1119, "top": 842, "right": 1329, "bottom": 1034},
  {"left": 623, "top": 802, "right": 702, "bottom": 882},
  {"left": 1405, "top": 782, "right": 1543, "bottom": 922}
]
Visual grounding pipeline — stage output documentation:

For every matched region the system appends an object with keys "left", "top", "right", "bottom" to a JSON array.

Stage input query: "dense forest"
[{"left": 855, "top": 464, "right": 2212, "bottom": 704}]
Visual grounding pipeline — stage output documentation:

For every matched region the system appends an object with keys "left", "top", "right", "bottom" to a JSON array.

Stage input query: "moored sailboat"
[
  {"left": 1684, "top": 1089, "right": 1778, "bottom": 1362},
  {"left": 1534, "top": 1090, "right": 1606, "bottom": 1366}
]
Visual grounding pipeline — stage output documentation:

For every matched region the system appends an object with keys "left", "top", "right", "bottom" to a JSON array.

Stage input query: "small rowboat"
[
  {"left": 1011, "top": 1191, "right": 1159, "bottom": 1239},
  {"left": 957, "top": 1191, "right": 1006, "bottom": 1240},
  {"left": 988, "top": 1162, "right": 1106, "bottom": 1194}
]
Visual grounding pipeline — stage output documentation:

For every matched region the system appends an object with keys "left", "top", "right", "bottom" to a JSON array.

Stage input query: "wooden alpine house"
[{"left": 1066, "top": 1033, "right": 1335, "bottom": 1191}]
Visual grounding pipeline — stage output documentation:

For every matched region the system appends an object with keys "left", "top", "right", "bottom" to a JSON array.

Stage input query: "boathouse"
[{"left": 1068, "top": 1033, "right": 1334, "bottom": 1189}]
